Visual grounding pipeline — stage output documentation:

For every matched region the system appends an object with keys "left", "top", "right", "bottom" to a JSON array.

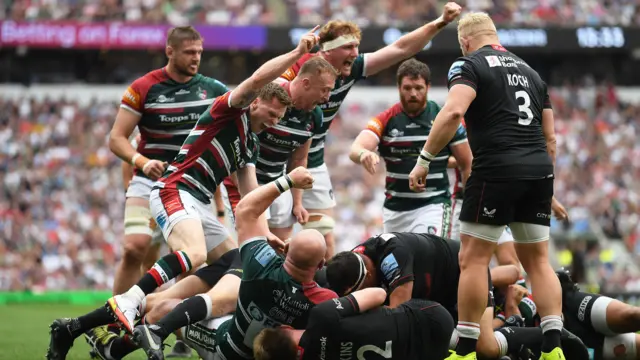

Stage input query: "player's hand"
[
  {"left": 292, "top": 204, "right": 310, "bottom": 225},
  {"left": 267, "top": 231, "right": 286, "bottom": 254},
  {"left": 507, "top": 284, "right": 529, "bottom": 304},
  {"left": 288, "top": 167, "right": 314, "bottom": 190},
  {"left": 552, "top": 196, "right": 569, "bottom": 221},
  {"left": 441, "top": 2, "right": 462, "bottom": 24},
  {"left": 408, "top": 165, "right": 428, "bottom": 192},
  {"left": 135, "top": 134, "right": 142, "bottom": 143},
  {"left": 359, "top": 150, "right": 380, "bottom": 175},
  {"left": 296, "top": 25, "right": 320, "bottom": 55},
  {"left": 142, "top": 160, "right": 168, "bottom": 180}
]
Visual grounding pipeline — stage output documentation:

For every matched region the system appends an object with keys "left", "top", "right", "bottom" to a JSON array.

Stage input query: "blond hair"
[
  {"left": 318, "top": 20, "right": 362, "bottom": 45},
  {"left": 253, "top": 328, "right": 297, "bottom": 360},
  {"left": 298, "top": 56, "right": 339, "bottom": 78},
  {"left": 257, "top": 82, "right": 293, "bottom": 107},
  {"left": 457, "top": 12, "right": 497, "bottom": 41}
]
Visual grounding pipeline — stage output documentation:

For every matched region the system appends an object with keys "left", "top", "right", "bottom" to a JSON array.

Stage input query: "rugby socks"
[
  {"left": 108, "top": 334, "right": 139, "bottom": 359},
  {"left": 154, "top": 294, "right": 213, "bottom": 340},
  {"left": 132, "top": 251, "right": 193, "bottom": 297},
  {"left": 69, "top": 307, "right": 116, "bottom": 337},
  {"left": 540, "top": 315, "right": 563, "bottom": 352},
  {"left": 455, "top": 322, "right": 481, "bottom": 356}
]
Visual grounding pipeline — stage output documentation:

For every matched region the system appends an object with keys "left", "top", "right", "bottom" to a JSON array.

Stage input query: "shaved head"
[{"left": 286, "top": 229, "right": 326, "bottom": 270}]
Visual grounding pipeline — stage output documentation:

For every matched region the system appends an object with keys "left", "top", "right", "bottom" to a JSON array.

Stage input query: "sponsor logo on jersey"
[
  {"left": 380, "top": 253, "right": 400, "bottom": 283},
  {"left": 123, "top": 87, "right": 140, "bottom": 108},
  {"left": 406, "top": 123, "right": 421, "bottom": 129},
  {"left": 157, "top": 95, "right": 174, "bottom": 103},
  {"left": 254, "top": 243, "right": 277, "bottom": 267},
  {"left": 537, "top": 212, "right": 551, "bottom": 219},
  {"left": 175, "top": 89, "right": 190, "bottom": 95},
  {"left": 332, "top": 298, "right": 343, "bottom": 309},
  {"left": 485, "top": 55, "right": 502, "bottom": 67},
  {"left": 448, "top": 61, "right": 465, "bottom": 82},
  {"left": 319, "top": 336, "right": 328, "bottom": 360},
  {"left": 577, "top": 295, "right": 592, "bottom": 321},
  {"left": 159, "top": 113, "right": 200, "bottom": 122}
]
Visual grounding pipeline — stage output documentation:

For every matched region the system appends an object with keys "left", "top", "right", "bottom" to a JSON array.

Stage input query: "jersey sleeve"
[
  {"left": 351, "top": 54, "right": 368, "bottom": 80},
  {"left": 448, "top": 123, "right": 468, "bottom": 147},
  {"left": 365, "top": 104, "right": 398, "bottom": 139},
  {"left": 447, "top": 58, "right": 479, "bottom": 91},
  {"left": 120, "top": 77, "right": 151, "bottom": 116},
  {"left": 307, "top": 294, "right": 361, "bottom": 329},
  {"left": 280, "top": 54, "right": 312, "bottom": 81},
  {"left": 205, "top": 77, "right": 230, "bottom": 97},
  {"left": 239, "top": 237, "right": 280, "bottom": 280},
  {"left": 380, "top": 242, "right": 415, "bottom": 292}
]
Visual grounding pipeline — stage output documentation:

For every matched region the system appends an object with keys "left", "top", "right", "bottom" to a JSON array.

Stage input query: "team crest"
[
  {"left": 197, "top": 87, "right": 207, "bottom": 100},
  {"left": 428, "top": 226, "right": 438, "bottom": 234},
  {"left": 305, "top": 122, "right": 313, "bottom": 131}
]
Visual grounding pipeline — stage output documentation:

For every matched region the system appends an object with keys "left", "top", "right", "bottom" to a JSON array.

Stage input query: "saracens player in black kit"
[
  {"left": 252, "top": 287, "right": 455, "bottom": 360},
  {"left": 409, "top": 12, "right": 563, "bottom": 360}
]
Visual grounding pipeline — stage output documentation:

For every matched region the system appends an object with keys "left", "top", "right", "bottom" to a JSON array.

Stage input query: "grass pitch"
[{"left": 0, "top": 304, "right": 192, "bottom": 360}]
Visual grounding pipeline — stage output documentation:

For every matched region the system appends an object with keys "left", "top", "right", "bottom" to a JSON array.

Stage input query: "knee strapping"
[
  {"left": 303, "top": 213, "right": 335, "bottom": 235},
  {"left": 603, "top": 334, "right": 637, "bottom": 360},
  {"left": 124, "top": 205, "right": 154, "bottom": 236}
]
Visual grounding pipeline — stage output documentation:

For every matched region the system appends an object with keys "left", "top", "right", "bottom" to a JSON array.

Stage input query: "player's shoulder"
[
  {"left": 199, "top": 75, "right": 229, "bottom": 94},
  {"left": 130, "top": 68, "right": 166, "bottom": 90},
  {"left": 281, "top": 53, "right": 316, "bottom": 80},
  {"left": 377, "top": 102, "right": 404, "bottom": 122}
]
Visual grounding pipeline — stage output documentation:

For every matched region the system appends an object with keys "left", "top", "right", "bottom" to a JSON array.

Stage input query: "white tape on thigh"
[
  {"left": 303, "top": 213, "right": 335, "bottom": 235},
  {"left": 124, "top": 205, "right": 155, "bottom": 236},
  {"left": 591, "top": 296, "right": 616, "bottom": 336},
  {"left": 460, "top": 221, "right": 504, "bottom": 242},
  {"left": 509, "top": 222, "right": 549, "bottom": 243},
  {"left": 603, "top": 333, "right": 637, "bottom": 360}
]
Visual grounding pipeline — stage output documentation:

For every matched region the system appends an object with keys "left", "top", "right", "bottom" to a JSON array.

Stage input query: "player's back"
[{"left": 450, "top": 45, "right": 552, "bottom": 179}]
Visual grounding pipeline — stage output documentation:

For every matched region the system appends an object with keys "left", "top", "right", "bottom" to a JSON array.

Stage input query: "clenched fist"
[
  {"left": 296, "top": 25, "right": 320, "bottom": 55},
  {"left": 288, "top": 167, "right": 314, "bottom": 190},
  {"left": 442, "top": 2, "right": 462, "bottom": 24},
  {"left": 142, "top": 159, "right": 168, "bottom": 180}
]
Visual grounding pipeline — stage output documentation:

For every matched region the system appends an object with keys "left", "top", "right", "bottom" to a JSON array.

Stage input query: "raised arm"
[
  {"left": 364, "top": 3, "right": 461, "bottom": 76},
  {"left": 229, "top": 26, "right": 320, "bottom": 108},
  {"left": 235, "top": 167, "right": 314, "bottom": 247}
]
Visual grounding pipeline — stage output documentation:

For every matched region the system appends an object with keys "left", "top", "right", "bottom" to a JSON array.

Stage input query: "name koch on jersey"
[
  {"left": 366, "top": 102, "right": 468, "bottom": 211},
  {"left": 256, "top": 105, "right": 323, "bottom": 184},
  {"left": 280, "top": 53, "right": 368, "bottom": 168},
  {"left": 120, "top": 68, "right": 228, "bottom": 179},
  {"left": 447, "top": 45, "right": 553, "bottom": 179},
  {"left": 154, "top": 92, "right": 257, "bottom": 203}
]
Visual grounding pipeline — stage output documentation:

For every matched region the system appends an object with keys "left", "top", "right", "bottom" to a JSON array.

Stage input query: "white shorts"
[
  {"left": 302, "top": 163, "right": 336, "bottom": 210},
  {"left": 383, "top": 202, "right": 452, "bottom": 236},
  {"left": 150, "top": 188, "right": 230, "bottom": 252},
  {"left": 451, "top": 199, "right": 514, "bottom": 244},
  {"left": 125, "top": 175, "right": 164, "bottom": 245},
  {"left": 267, "top": 190, "right": 296, "bottom": 228},
  {"left": 178, "top": 315, "right": 232, "bottom": 360}
]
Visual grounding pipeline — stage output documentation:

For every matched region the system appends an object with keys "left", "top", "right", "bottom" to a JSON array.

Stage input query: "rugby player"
[
  {"left": 222, "top": 57, "right": 338, "bottom": 240},
  {"left": 408, "top": 12, "right": 564, "bottom": 360},
  {"left": 45, "top": 28, "right": 320, "bottom": 360},
  {"left": 134, "top": 166, "right": 338, "bottom": 360},
  {"left": 349, "top": 58, "right": 472, "bottom": 235},
  {"left": 277, "top": 2, "right": 462, "bottom": 257},
  {"left": 253, "top": 288, "right": 455, "bottom": 360},
  {"left": 109, "top": 26, "right": 229, "bottom": 297}
]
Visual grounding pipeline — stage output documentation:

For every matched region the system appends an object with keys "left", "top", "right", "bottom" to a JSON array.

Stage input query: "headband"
[
  {"left": 346, "top": 253, "right": 368, "bottom": 294},
  {"left": 321, "top": 34, "right": 359, "bottom": 51}
]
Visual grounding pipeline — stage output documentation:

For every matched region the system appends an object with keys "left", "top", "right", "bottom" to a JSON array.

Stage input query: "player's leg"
[
  {"left": 303, "top": 164, "right": 337, "bottom": 258},
  {"left": 511, "top": 178, "right": 563, "bottom": 357},
  {"left": 495, "top": 228, "right": 519, "bottom": 267},
  {"left": 450, "top": 176, "right": 514, "bottom": 360},
  {"left": 142, "top": 237, "right": 163, "bottom": 272},
  {"left": 590, "top": 295, "right": 640, "bottom": 335},
  {"left": 602, "top": 334, "right": 640, "bottom": 360},
  {"left": 267, "top": 190, "right": 296, "bottom": 240},
  {"left": 382, "top": 207, "right": 413, "bottom": 233},
  {"left": 406, "top": 202, "right": 453, "bottom": 236},
  {"left": 114, "top": 196, "right": 154, "bottom": 295}
]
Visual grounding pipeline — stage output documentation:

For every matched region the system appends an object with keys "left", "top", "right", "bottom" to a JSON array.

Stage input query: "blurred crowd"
[
  {"left": 3, "top": 0, "right": 640, "bottom": 27},
  {"left": 0, "top": 81, "right": 639, "bottom": 292}
]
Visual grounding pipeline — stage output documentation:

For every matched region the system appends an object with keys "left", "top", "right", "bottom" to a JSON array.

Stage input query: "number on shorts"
[
  {"left": 515, "top": 90, "right": 534, "bottom": 126},
  {"left": 357, "top": 341, "right": 392, "bottom": 359}
]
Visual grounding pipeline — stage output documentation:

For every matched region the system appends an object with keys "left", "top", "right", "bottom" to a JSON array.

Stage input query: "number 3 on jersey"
[
  {"left": 514, "top": 90, "right": 534, "bottom": 126},
  {"left": 357, "top": 341, "right": 392, "bottom": 360}
]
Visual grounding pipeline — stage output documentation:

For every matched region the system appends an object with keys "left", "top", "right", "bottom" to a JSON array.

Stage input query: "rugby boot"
[
  {"left": 445, "top": 351, "right": 477, "bottom": 360},
  {"left": 166, "top": 340, "right": 193, "bottom": 358},
  {"left": 84, "top": 326, "right": 120, "bottom": 360},
  {"left": 46, "top": 318, "right": 77, "bottom": 360},
  {"left": 133, "top": 324, "right": 167, "bottom": 360},
  {"left": 106, "top": 294, "right": 139, "bottom": 334},
  {"left": 540, "top": 347, "right": 566, "bottom": 360}
]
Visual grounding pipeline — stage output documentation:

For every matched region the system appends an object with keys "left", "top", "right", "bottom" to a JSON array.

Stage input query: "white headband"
[
  {"left": 321, "top": 34, "right": 359, "bottom": 51},
  {"left": 345, "top": 253, "right": 368, "bottom": 294}
]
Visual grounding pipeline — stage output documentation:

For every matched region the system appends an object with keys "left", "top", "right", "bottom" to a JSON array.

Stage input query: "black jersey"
[
  {"left": 447, "top": 44, "right": 553, "bottom": 180},
  {"left": 353, "top": 233, "right": 460, "bottom": 313},
  {"left": 298, "top": 297, "right": 453, "bottom": 360}
]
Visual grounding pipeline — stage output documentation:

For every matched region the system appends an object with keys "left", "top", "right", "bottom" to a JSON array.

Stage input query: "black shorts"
[
  {"left": 562, "top": 291, "right": 605, "bottom": 353},
  {"left": 194, "top": 249, "right": 242, "bottom": 288},
  {"left": 403, "top": 299, "right": 455, "bottom": 360},
  {"left": 459, "top": 174, "right": 553, "bottom": 226}
]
